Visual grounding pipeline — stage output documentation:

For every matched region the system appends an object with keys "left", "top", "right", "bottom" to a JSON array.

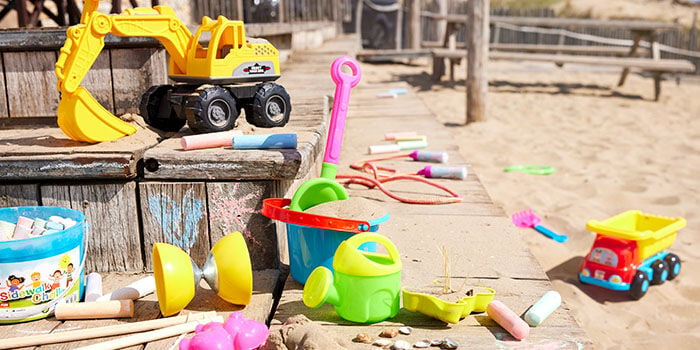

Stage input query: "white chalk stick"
[
  {"left": 368, "top": 144, "right": 401, "bottom": 154},
  {"left": 85, "top": 272, "right": 103, "bottom": 302},
  {"left": 524, "top": 291, "right": 561, "bottom": 327},
  {"left": 97, "top": 276, "right": 155, "bottom": 301},
  {"left": 0, "top": 220, "right": 15, "bottom": 240}
]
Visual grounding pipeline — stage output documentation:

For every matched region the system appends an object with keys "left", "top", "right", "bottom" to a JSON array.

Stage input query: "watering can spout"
[{"left": 303, "top": 267, "right": 340, "bottom": 308}]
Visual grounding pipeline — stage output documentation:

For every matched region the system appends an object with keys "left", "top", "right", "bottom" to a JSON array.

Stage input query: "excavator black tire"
[
  {"left": 187, "top": 87, "right": 239, "bottom": 134},
  {"left": 140, "top": 84, "right": 186, "bottom": 132},
  {"left": 247, "top": 83, "right": 291, "bottom": 128}
]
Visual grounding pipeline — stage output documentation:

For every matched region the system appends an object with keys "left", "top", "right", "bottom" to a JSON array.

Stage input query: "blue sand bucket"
[
  {"left": 0, "top": 206, "right": 86, "bottom": 323},
  {"left": 287, "top": 213, "right": 389, "bottom": 284}
]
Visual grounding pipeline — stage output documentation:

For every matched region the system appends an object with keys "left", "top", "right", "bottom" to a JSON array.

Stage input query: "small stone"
[
  {"left": 442, "top": 337, "right": 459, "bottom": 349},
  {"left": 430, "top": 339, "right": 443, "bottom": 346},
  {"left": 391, "top": 340, "right": 411, "bottom": 350},
  {"left": 398, "top": 326, "right": 413, "bottom": 335},
  {"left": 373, "top": 338, "right": 392, "bottom": 347},
  {"left": 414, "top": 339, "right": 431, "bottom": 348},
  {"left": 354, "top": 333, "right": 373, "bottom": 344},
  {"left": 379, "top": 329, "right": 399, "bottom": 338}
]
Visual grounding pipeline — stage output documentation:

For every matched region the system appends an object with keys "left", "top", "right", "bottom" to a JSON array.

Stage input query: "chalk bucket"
[
  {"left": 0, "top": 206, "right": 86, "bottom": 323},
  {"left": 261, "top": 198, "right": 389, "bottom": 284}
]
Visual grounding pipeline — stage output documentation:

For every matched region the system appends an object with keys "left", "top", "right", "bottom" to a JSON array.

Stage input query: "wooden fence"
[{"left": 193, "top": 0, "right": 343, "bottom": 24}]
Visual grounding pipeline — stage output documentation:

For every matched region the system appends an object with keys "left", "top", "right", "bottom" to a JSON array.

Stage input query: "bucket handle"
[{"left": 262, "top": 198, "right": 372, "bottom": 233}]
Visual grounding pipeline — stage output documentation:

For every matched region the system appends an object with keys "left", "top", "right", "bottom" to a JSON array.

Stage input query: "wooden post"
[
  {"left": 466, "top": 0, "right": 488, "bottom": 123},
  {"left": 408, "top": 0, "right": 421, "bottom": 49}
]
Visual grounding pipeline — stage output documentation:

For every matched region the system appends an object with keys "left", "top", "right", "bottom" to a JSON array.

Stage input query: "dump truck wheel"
[
  {"left": 629, "top": 270, "right": 650, "bottom": 300},
  {"left": 140, "top": 85, "right": 185, "bottom": 132},
  {"left": 188, "top": 87, "right": 239, "bottom": 133},
  {"left": 650, "top": 259, "right": 669, "bottom": 285},
  {"left": 664, "top": 253, "right": 681, "bottom": 280},
  {"left": 249, "top": 83, "right": 291, "bottom": 128}
]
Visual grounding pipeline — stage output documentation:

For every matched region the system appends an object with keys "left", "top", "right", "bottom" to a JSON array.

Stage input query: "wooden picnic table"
[{"left": 423, "top": 12, "right": 692, "bottom": 100}]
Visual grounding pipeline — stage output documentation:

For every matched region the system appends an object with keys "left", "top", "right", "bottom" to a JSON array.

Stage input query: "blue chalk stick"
[{"left": 232, "top": 134, "right": 298, "bottom": 150}]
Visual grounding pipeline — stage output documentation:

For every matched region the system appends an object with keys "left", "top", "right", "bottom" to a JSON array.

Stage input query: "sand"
[{"left": 359, "top": 57, "right": 700, "bottom": 349}]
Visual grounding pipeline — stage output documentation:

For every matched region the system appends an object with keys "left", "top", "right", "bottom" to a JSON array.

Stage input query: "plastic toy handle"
[
  {"left": 324, "top": 56, "right": 361, "bottom": 165},
  {"left": 261, "top": 198, "right": 371, "bottom": 233},
  {"left": 534, "top": 224, "right": 568, "bottom": 243},
  {"left": 348, "top": 233, "right": 401, "bottom": 265}
]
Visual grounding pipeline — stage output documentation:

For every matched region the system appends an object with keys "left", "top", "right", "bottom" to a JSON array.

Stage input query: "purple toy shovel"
[{"left": 512, "top": 209, "right": 568, "bottom": 243}]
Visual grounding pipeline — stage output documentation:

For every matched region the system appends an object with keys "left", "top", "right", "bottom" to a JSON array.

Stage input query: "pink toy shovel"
[
  {"left": 289, "top": 56, "right": 362, "bottom": 211},
  {"left": 512, "top": 209, "right": 568, "bottom": 243}
]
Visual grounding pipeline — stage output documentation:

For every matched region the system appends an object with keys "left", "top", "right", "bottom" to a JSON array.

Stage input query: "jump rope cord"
[{"left": 337, "top": 158, "right": 463, "bottom": 205}]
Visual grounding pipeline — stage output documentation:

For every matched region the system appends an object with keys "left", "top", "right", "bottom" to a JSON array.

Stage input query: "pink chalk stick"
[
  {"left": 16, "top": 216, "right": 34, "bottom": 228},
  {"left": 487, "top": 300, "right": 530, "bottom": 340},
  {"left": 181, "top": 131, "right": 243, "bottom": 151},
  {"left": 12, "top": 225, "right": 32, "bottom": 240},
  {"left": 384, "top": 131, "right": 417, "bottom": 141}
]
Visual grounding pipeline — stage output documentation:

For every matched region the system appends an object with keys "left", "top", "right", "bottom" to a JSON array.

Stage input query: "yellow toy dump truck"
[
  {"left": 55, "top": 0, "right": 290, "bottom": 142},
  {"left": 579, "top": 210, "right": 686, "bottom": 299}
]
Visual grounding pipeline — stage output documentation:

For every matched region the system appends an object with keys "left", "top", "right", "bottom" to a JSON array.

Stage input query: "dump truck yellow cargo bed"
[{"left": 586, "top": 210, "right": 686, "bottom": 261}]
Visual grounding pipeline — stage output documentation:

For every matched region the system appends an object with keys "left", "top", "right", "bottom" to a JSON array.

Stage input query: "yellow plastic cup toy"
[
  {"left": 153, "top": 232, "right": 252, "bottom": 317},
  {"left": 303, "top": 232, "right": 402, "bottom": 323}
]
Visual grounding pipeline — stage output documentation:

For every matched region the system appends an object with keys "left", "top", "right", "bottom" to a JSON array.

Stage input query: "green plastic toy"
[{"left": 302, "top": 232, "right": 402, "bottom": 323}]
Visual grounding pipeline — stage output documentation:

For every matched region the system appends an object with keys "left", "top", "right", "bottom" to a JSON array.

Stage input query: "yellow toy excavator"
[{"left": 56, "top": 0, "right": 291, "bottom": 143}]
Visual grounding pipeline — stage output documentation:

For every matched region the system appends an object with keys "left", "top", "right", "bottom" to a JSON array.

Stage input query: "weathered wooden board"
[
  {"left": 0, "top": 124, "right": 159, "bottom": 180},
  {"left": 0, "top": 184, "right": 39, "bottom": 206},
  {"left": 139, "top": 182, "right": 210, "bottom": 270},
  {"left": 41, "top": 182, "right": 143, "bottom": 272},
  {"left": 111, "top": 48, "right": 168, "bottom": 116},
  {"left": 3, "top": 51, "right": 60, "bottom": 118},
  {"left": 0, "top": 53, "right": 6, "bottom": 118},
  {"left": 206, "top": 181, "right": 278, "bottom": 270},
  {"left": 3, "top": 269, "right": 281, "bottom": 350},
  {"left": 143, "top": 126, "right": 324, "bottom": 181}
]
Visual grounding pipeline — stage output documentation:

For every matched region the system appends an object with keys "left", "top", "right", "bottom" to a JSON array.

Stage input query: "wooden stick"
[
  {"left": 74, "top": 315, "right": 224, "bottom": 350},
  {"left": 0, "top": 312, "right": 216, "bottom": 349}
]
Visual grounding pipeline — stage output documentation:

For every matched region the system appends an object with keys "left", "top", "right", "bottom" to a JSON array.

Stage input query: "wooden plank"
[
  {"left": 139, "top": 182, "right": 210, "bottom": 270},
  {"left": 489, "top": 51, "right": 696, "bottom": 72},
  {"left": 490, "top": 43, "right": 650, "bottom": 56},
  {"left": 206, "top": 182, "right": 279, "bottom": 271},
  {"left": 0, "top": 184, "right": 39, "bottom": 206},
  {"left": 0, "top": 124, "right": 159, "bottom": 180},
  {"left": 0, "top": 53, "right": 6, "bottom": 118},
  {"left": 0, "top": 154, "right": 136, "bottom": 180},
  {"left": 110, "top": 48, "right": 168, "bottom": 116},
  {"left": 41, "top": 182, "right": 143, "bottom": 272},
  {"left": 142, "top": 123, "right": 323, "bottom": 181},
  {"left": 3, "top": 51, "right": 59, "bottom": 118},
  {"left": 3, "top": 269, "right": 280, "bottom": 349}
]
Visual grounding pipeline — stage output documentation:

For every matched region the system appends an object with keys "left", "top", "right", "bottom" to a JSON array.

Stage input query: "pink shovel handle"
[{"left": 324, "top": 56, "right": 361, "bottom": 165}]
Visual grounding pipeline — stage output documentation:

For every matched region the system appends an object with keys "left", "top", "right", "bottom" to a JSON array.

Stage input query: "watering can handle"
[
  {"left": 324, "top": 56, "right": 361, "bottom": 166},
  {"left": 348, "top": 233, "right": 401, "bottom": 265}
]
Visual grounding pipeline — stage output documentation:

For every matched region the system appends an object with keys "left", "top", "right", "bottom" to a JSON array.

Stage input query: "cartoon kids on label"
[
  {"left": 50, "top": 270, "right": 63, "bottom": 291},
  {"left": 31, "top": 272, "right": 42, "bottom": 289},
  {"left": 6, "top": 275, "right": 25, "bottom": 292},
  {"left": 65, "top": 263, "right": 74, "bottom": 287}
]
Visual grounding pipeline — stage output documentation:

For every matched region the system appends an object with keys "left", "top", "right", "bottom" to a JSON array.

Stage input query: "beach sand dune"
[{"left": 362, "top": 58, "right": 700, "bottom": 349}]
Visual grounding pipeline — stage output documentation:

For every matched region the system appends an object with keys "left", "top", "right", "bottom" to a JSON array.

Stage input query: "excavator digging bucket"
[{"left": 57, "top": 87, "right": 138, "bottom": 143}]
